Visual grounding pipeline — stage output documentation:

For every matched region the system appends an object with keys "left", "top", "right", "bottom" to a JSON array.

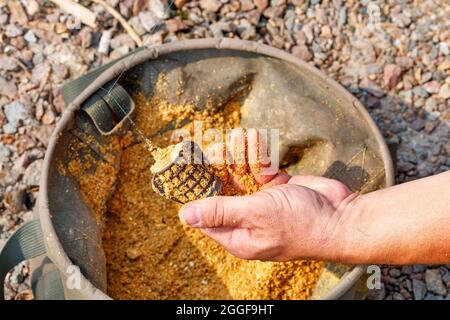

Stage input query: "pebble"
[
  {"left": 126, "top": 247, "right": 142, "bottom": 260},
  {"left": 98, "top": 30, "right": 112, "bottom": 54},
  {"left": 439, "top": 42, "right": 450, "bottom": 55},
  {"left": 0, "top": 56, "right": 18, "bottom": 71},
  {"left": 392, "top": 292, "right": 406, "bottom": 300},
  {"left": 5, "top": 24, "right": 23, "bottom": 37},
  {"left": 423, "top": 80, "right": 441, "bottom": 94},
  {"left": 253, "top": 0, "right": 268, "bottom": 12},
  {"left": 411, "top": 119, "right": 425, "bottom": 131},
  {"left": 200, "top": 0, "right": 222, "bottom": 12},
  {"left": 412, "top": 279, "right": 427, "bottom": 300},
  {"left": 291, "top": 45, "right": 313, "bottom": 61},
  {"left": 0, "top": 76, "right": 17, "bottom": 98},
  {"left": 412, "top": 86, "right": 429, "bottom": 98},
  {"left": 240, "top": 0, "right": 255, "bottom": 11},
  {"left": 174, "top": 0, "right": 189, "bottom": 9},
  {"left": 22, "top": 159, "right": 43, "bottom": 187},
  {"left": 389, "top": 268, "right": 402, "bottom": 278},
  {"left": 24, "top": 30, "right": 37, "bottom": 43},
  {"left": 139, "top": 11, "right": 163, "bottom": 33},
  {"left": 149, "top": 0, "right": 169, "bottom": 19},
  {"left": 438, "top": 83, "right": 450, "bottom": 99},
  {"left": 384, "top": 64, "right": 403, "bottom": 89},
  {"left": 425, "top": 269, "right": 448, "bottom": 296},
  {"left": 3, "top": 101, "right": 29, "bottom": 133}
]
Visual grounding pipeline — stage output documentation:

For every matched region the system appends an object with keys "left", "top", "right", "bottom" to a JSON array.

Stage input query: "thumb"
[{"left": 179, "top": 195, "right": 258, "bottom": 228}]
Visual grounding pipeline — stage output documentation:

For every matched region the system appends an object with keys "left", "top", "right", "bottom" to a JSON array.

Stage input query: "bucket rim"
[{"left": 38, "top": 38, "right": 395, "bottom": 300}]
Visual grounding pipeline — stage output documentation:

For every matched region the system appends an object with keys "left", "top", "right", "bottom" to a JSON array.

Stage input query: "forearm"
[{"left": 334, "top": 171, "right": 450, "bottom": 265}]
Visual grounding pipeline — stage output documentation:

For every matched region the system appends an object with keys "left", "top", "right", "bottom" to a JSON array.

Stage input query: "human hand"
[{"left": 179, "top": 129, "right": 356, "bottom": 262}]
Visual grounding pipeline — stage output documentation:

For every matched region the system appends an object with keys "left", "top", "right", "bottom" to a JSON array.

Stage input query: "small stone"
[
  {"left": 3, "top": 101, "right": 29, "bottom": 133},
  {"left": 438, "top": 58, "right": 450, "bottom": 71},
  {"left": 420, "top": 72, "right": 433, "bottom": 84},
  {"left": 360, "top": 78, "right": 385, "bottom": 98},
  {"left": 384, "top": 64, "right": 403, "bottom": 89},
  {"left": 413, "top": 86, "right": 429, "bottom": 98},
  {"left": 165, "top": 18, "right": 188, "bottom": 33},
  {"left": 51, "top": 63, "right": 69, "bottom": 82},
  {"left": 143, "top": 32, "right": 163, "bottom": 47},
  {"left": 34, "top": 124, "right": 53, "bottom": 146},
  {"left": 338, "top": 7, "right": 346, "bottom": 26},
  {"left": 412, "top": 279, "right": 427, "bottom": 300},
  {"left": 253, "top": 0, "right": 268, "bottom": 12},
  {"left": 139, "top": 11, "right": 163, "bottom": 33},
  {"left": 425, "top": 269, "right": 447, "bottom": 296},
  {"left": 438, "top": 83, "right": 450, "bottom": 99},
  {"left": 0, "top": 145, "right": 12, "bottom": 160},
  {"left": 425, "top": 97, "right": 437, "bottom": 112},
  {"left": 41, "top": 110, "right": 55, "bottom": 125},
  {"left": 391, "top": 13, "right": 411, "bottom": 28},
  {"left": 321, "top": 25, "right": 332, "bottom": 38},
  {"left": 411, "top": 119, "right": 425, "bottom": 131},
  {"left": 174, "top": 0, "right": 188, "bottom": 9},
  {"left": 31, "top": 63, "right": 51, "bottom": 85},
  {"left": 439, "top": 42, "right": 450, "bottom": 55},
  {"left": 247, "top": 9, "right": 261, "bottom": 25},
  {"left": 315, "top": 8, "right": 328, "bottom": 24},
  {"left": 425, "top": 120, "right": 439, "bottom": 134},
  {"left": 128, "top": 16, "right": 147, "bottom": 36},
  {"left": 395, "top": 56, "right": 414, "bottom": 70},
  {"left": 22, "top": 159, "right": 43, "bottom": 187},
  {"left": 240, "top": 0, "right": 255, "bottom": 11},
  {"left": 149, "top": 0, "right": 169, "bottom": 19},
  {"left": 126, "top": 247, "right": 141, "bottom": 260},
  {"left": 200, "top": 0, "right": 222, "bottom": 12},
  {"left": 388, "top": 268, "right": 402, "bottom": 278},
  {"left": 291, "top": 45, "right": 313, "bottom": 61},
  {"left": 3, "top": 189, "right": 26, "bottom": 213},
  {"left": 24, "top": 30, "right": 37, "bottom": 43},
  {"left": 98, "top": 30, "right": 112, "bottom": 54},
  {"left": 24, "top": 0, "right": 40, "bottom": 16},
  {"left": 423, "top": 80, "right": 441, "bottom": 94},
  {"left": 0, "top": 76, "right": 17, "bottom": 98},
  {"left": 401, "top": 265, "right": 413, "bottom": 274},
  {"left": 392, "top": 292, "right": 406, "bottom": 300},
  {"left": 0, "top": 56, "right": 18, "bottom": 71},
  {"left": 111, "top": 33, "right": 136, "bottom": 50},
  {"left": 78, "top": 28, "right": 92, "bottom": 48},
  {"left": 6, "top": 24, "right": 23, "bottom": 37}
]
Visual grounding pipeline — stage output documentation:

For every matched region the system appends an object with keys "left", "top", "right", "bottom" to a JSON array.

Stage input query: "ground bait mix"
[{"left": 64, "top": 87, "right": 325, "bottom": 299}]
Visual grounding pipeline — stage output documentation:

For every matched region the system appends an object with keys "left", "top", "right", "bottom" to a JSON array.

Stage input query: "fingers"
[
  {"left": 246, "top": 128, "right": 276, "bottom": 184},
  {"left": 228, "top": 128, "right": 247, "bottom": 176},
  {"left": 179, "top": 195, "right": 259, "bottom": 228},
  {"left": 227, "top": 128, "right": 277, "bottom": 185}
]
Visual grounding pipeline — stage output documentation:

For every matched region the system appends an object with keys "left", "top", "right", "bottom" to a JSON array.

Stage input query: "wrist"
[{"left": 321, "top": 192, "right": 366, "bottom": 264}]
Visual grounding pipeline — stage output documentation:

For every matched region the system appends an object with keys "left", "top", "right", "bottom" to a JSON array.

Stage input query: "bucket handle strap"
[
  {"left": 0, "top": 219, "right": 64, "bottom": 300},
  {"left": 81, "top": 82, "right": 135, "bottom": 136},
  {"left": 61, "top": 47, "right": 144, "bottom": 105}
]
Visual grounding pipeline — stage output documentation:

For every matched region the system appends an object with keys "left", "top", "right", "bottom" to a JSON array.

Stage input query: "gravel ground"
[{"left": 0, "top": 0, "right": 449, "bottom": 300}]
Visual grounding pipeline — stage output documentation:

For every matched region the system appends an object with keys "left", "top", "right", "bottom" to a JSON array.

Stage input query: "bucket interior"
[{"left": 46, "top": 48, "right": 388, "bottom": 299}]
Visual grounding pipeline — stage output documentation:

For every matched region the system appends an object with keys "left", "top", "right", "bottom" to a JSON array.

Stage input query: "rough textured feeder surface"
[
  {"left": 51, "top": 44, "right": 392, "bottom": 300},
  {"left": 150, "top": 141, "right": 222, "bottom": 204}
]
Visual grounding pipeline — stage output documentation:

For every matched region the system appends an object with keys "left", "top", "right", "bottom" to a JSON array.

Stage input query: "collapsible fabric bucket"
[{"left": 0, "top": 39, "right": 394, "bottom": 300}]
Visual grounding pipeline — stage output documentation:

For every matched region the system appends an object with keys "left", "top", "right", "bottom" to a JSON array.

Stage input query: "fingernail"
[{"left": 180, "top": 204, "right": 200, "bottom": 227}]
